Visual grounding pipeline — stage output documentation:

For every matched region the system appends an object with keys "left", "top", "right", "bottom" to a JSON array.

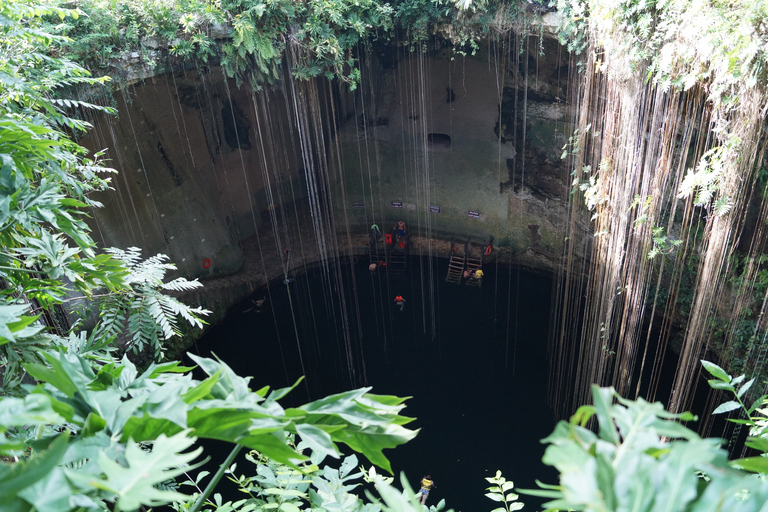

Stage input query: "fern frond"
[
  {"left": 162, "top": 277, "right": 203, "bottom": 292},
  {"left": 158, "top": 295, "right": 207, "bottom": 330}
]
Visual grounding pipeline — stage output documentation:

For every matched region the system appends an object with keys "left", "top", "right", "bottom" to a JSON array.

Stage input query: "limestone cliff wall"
[{"left": 81, "top": 35, "right": 578, "bottom": 316}]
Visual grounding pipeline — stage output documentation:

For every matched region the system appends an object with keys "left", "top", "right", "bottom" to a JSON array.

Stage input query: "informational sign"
[
  {"left": 352, "top": 202, "right": 364, "bottom": 209},
  {"left": 429, "top": 205, "right": 441, "bottom": 213},
  {"left": 467, "top": 210, "right": 481, "bottom": 219},
  {"left": 391, "top": 201, "right": 403, "bottom": 208}
]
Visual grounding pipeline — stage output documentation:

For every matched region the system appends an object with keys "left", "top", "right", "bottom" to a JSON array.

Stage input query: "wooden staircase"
[
  {"left": 385, "top": 225, "right": 409, "bottom": 276},
  {"left": 387, "top": 247, "right": 407, "bottom": 276},
  {"left": 446, "top": 238, "right": 465, "bottom": 284},
  {"left": 445, "top": 238, "right": 484, "bottom": 286}
]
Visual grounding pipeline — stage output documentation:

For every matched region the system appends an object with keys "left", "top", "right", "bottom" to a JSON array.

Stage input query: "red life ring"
[
  {"left": 203, "top": 258, "right": 211, "bottom": 269},
  {"left": 485, "top": 245, "right": 492, "bottom": 256},
  {"left": 385, "top": 233, "right": 392, "bottom": 245}
]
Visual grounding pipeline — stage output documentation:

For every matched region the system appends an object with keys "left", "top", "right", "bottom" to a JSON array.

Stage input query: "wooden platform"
[{"left": 445, "top": 238, "right": 484, "bottom": 286}]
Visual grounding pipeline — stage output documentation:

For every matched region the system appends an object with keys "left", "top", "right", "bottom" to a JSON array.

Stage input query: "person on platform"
[
  {"left": 394, "top": 295, "right": 405, "bottom": 311},
  {"left": 395, "top": 220, "right": 406, "bottom": 243}
]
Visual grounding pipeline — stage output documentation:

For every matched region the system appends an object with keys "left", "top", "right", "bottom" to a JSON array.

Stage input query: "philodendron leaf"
[
  {"left": 93, "top": 430, "right": 203, "bottom": 510},
  {"left": 16, "top": 466, "right": 72, "bottom": 512},
  {"left": 295, "top": 423, "right": 340, "bottom": 461},
  {"left": 0, "top": 394, "right": 64, "bottom": 451},
  {"left": 293, "top": 389, "right": 417, "bottom": 473}
]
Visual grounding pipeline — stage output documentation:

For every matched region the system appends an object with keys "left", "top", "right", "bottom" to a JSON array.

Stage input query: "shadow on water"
[{"left": 188, "top": 256, "right": 558, "bottom": 512}]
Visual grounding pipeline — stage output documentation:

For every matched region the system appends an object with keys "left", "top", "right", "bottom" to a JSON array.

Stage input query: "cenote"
[
  {"left": 11, "top": 0, "right": 768, "bottom": 510},
  {"left": 188, "top": 256, "right": 558, "bottom": 512}
]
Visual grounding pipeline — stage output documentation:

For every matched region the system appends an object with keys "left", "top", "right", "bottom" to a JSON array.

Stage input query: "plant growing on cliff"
[
  {"left": 556, "top": 0, "right": 768, "bottom": 101},
  {"left": 50, "top": 0, "right": 548, "bottom": 90}
]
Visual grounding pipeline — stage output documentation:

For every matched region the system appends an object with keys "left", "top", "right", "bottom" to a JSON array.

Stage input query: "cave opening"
[{"left": 189, "top": 256, "right": 559, "bottom": 512}]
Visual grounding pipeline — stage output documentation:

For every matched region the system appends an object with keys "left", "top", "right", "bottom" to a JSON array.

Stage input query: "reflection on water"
[{"left": 191, "top": 257, "right": 558, "bottom": 512}]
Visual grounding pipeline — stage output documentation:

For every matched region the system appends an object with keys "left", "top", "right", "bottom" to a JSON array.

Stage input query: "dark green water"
[{"left": 191, "top": 256, "right": 558, "bottom": 512}]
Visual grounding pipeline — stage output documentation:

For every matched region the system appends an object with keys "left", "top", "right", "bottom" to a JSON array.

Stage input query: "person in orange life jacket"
[
  {"left": 394, "top": 295, "right": 405, "bottom": 311},
  {"left": 417, "top": 475, "right": 435, "bottom": 505}
]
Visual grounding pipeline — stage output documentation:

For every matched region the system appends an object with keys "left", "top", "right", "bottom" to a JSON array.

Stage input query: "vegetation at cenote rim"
[
  {"left": 168, "top": 361, "right": 768, "bottom": 512},
  {"left": 557, "top": 0, "right": 768, "bottom": 243},
  {"left": 522, "top": 362, "right": 768, "bottom": 512},
  {"left": 46, "top": 0, "right": 540, "bottom": 89}
]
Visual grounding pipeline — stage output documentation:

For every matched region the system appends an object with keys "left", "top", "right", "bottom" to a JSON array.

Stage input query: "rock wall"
[
  {"left": 82, "top": 34, "right": 576, "bottom": 314},
  {"left": 83, "top": 66, "right": 308, "bottom": 277},
  {"left": 329, "top": 36, "right": 573, "bottom": 259}
]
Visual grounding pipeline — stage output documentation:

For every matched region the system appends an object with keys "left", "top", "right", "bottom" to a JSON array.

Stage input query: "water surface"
[{"left": 192, "top": 256, "right": 558, "bottom": 512}]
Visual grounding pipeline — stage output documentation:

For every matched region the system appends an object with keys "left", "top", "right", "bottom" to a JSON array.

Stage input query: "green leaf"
[
  {"left": 295, "top": 423, "right": 340, "bottom": 460},
  {"left": 730, "top": 456, "right": 768, "bottom": 473},
  {"left": 747, "top": 395, "right": 768, "bottom": 415},
  {"left": 712, "top": 401, "right": 741, "bottom": 414},
  {"left": 23, "top": 351, "right": 91, "bottom": 400},
  {"left": 519, "top": 488, "right": 563, "bottom": 498},
  {"left": 701, "top": 360, "right": 730, "bottom": 382},
  {"left": 186, "top": 406, "right": 287, "bottom": 445},
  {"left": 655, "top": 439, "right": 722, "bottom": 509},
  {"left": 0, "top": 394, "right": 64, "bottom": 445},
  {"left": 0, "top": 305, "right": 43, "bottom": 345},
  {"left": 16, "top": 467, "right": 72, "bottom": 512},
  {"left": 744, "top": 436, "right": 768, "bottom": 453},
  {"left": 181, "top": 370, "right": 222, "bottom": 404},
  {"left": 261, "top": 488, "right": 307, "bottom": 497},
  {"left": 148, "top": 360, "right": 196, "bottom": 378},
  {"left": 238, "top": 432, "right": 308, "bottom": 468},
  {"left": 707, "top": 380, "right": 735, "bottom": 391},
  {"left": 592, "top": 386, "right": 619, "bottom": 444},
  {"left": 187, "top": 353, "right": 252, "bottom": 401},
  {"left": 571, "top": 404, "right": 595, "bottom": 427},
  {"left": 0, "top": 434, "right": 68, "bottom": 502},
  {"left": 95, "top": 430, "right": 202, "bottom": 510},
  {"left": 737, "top": 378, "right": 755, "bottom": 398},
  {"left": 81, "top": 412, "right": 107, "bottom": 437}
]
